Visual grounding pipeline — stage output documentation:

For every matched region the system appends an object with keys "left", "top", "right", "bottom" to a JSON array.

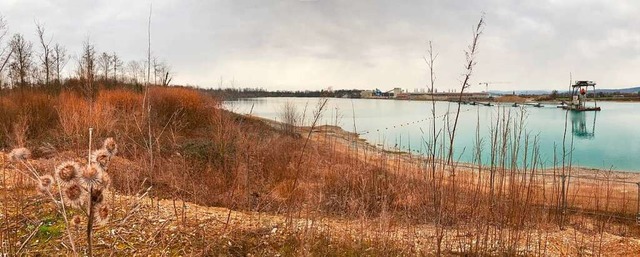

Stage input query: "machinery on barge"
[{"left": 563, "top": 80, "right": 601, "bottom": 111}]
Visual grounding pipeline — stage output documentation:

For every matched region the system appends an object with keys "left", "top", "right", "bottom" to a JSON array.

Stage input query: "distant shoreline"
[{"left": 230, "top": 95, "right": 640, "bottom": 103}]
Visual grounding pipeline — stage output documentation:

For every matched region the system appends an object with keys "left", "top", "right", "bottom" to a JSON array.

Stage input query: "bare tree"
[
  {"left": 160, "top": 65, "right": 172, "bottom": 86},
  {"left": 0, "top": 15, "right": 10, "bottom": 87},
  {"left": 0, "top": 15, "right": 7, "bottom": 48},
  {"left": 8, "top": 33, "right": 33, "bottom": 88},
  {"left": 97, "top": 52, "right": 110, "bottom": 81},
  {"left": 29, "top": 65, "right": 39, "bottom": 86},
  {"left": 153, "top": 59, "right": 172, "bottom": 86},
  {"left": 126, "top": 60, "right": 142, "bottom": 83},
  {"left": 152, "top": 57, "right": 159, "bottom": 84},
  {"left": 35, "top": 22, "right": 53, "bottom": 86},
  {"left": 52, "top": 43, "right": 67, "bottom": 84},
  {"left": 78, "top": 40, "right": 96, "bottom": 97},
  {"left": 111, "top": 52, "right": 122, "bottom": 82}
]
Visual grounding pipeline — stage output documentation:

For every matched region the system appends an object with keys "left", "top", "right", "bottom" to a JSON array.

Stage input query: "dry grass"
[
  {"left": 0, "top": 90, "right": 58, "bottom": 147},
  {"left": 2, "top": 154, "right": 640, "bottom": 256},
  {"left": 2, "top": 86, "right": 640, "bottom": 255}
]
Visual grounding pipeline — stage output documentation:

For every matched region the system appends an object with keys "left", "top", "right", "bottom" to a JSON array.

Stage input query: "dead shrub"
[
  {"left": 279, "top": 101, "right": 300, "bottom": 135},
  {"left": 56, "top": 91, "right": 117, "bottom": 145},
  {"left": 322, "top": 164, "right": 397, "bottom": 217},
  {"left": 149, "top": 86, "right": 216, "bottom": 132},
  {"left": 96, "top": 88, "right": 142, "bottom": 113},
  {"left": 0, "top": 90, "right": 57, "bottom": 147},
  {"left": 258, "top": 136, "right": 302, "bottom": 183},
  {"left": 180, "top": 138, "right": 236, "bottom": 170},
  {"left": 56, "top": 91, "right": 86, "bottom": 139},
  {"left": 269, "top": 179, "right": 307, "bottom": 205}
]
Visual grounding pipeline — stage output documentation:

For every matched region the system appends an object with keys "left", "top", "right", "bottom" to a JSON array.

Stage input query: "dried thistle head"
[
  {"left": 55, "top": 161, "right": 80, "bottom": 186},
  {"left": 71, "top": 215, "right": 82, "bottom": 229},
  {"left": 103, "top": 137, "right": 118, "bottom": 156},
  {"left": 90, "top": 188, "right": 104, "bottom": 205},
  {"left": 81, "top": 163, "right": 104, "bottom": 188},
  {"left": 91, "top": 149, "right": 111, "bottom": 169},
  {"left": 37, "top": 174, "right": 54, "bottom": 194},
  {"left": 8, "top": 147, "right": 31, "bottom": 162},
  {"left": 95, "top": 204, "right": 110, "bottom": 225},
  {"left": 63, "top": 183, "right": 86, "bottom": 208}
]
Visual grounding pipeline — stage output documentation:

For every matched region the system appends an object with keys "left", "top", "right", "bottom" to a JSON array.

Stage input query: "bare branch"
[
  {"left": 36, "top": 21, "right": 53, "bottom": 85},
  {"left": 52, "top": 43, "right": 68, "bottom": 84},
  {"left": 447, "top": 14, "right": 485, "bottom": 166}
]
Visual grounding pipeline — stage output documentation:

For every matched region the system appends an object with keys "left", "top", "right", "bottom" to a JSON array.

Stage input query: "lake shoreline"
[
  {"left": 232, "top": 95, "right": 640, "bottom": 103},
  {"left": 246, "top": 113, "right": 640, "bottom": 181}
]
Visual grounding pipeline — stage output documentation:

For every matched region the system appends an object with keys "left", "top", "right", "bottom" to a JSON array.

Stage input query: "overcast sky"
[{"left": 1, "top": 0, "right": 639, "bottom": 91}]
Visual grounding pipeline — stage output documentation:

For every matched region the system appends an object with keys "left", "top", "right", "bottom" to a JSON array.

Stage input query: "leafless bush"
[{"left": 279, "top": 101, "right": 300, "bottom": 135}]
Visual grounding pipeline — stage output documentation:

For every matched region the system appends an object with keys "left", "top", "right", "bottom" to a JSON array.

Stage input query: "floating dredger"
[{"left": 563, "top": 80, "right": 602, "bottom": 111}]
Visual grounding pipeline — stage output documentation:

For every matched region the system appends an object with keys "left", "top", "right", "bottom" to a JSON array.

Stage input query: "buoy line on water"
[{"left": 358, "top": 107, "right": 475, "bottom": 135}]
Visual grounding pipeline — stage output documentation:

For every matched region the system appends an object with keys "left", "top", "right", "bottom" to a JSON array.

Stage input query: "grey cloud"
[{"left": 1, "top": 0, "right": 638, "bottom": 90}]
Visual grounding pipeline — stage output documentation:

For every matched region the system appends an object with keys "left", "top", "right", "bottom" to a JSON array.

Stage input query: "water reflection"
[{"left": 570, "top": 111, "right": 597, "bottom": 139}]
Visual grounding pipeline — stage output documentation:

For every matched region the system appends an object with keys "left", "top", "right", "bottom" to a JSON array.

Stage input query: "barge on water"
[{"left": 562, "top": 80, "right": 601, "bottom": 112}]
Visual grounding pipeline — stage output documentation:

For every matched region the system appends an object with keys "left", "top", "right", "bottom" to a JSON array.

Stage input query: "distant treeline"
[
  {"left": 204, "top": 88, "right": 363, "bottom": 100},
  {"left": 0, "top": 15, "right": 173, "bottom": 93}
]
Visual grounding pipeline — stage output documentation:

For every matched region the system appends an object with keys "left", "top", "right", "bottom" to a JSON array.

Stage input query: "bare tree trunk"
[
  {"left": 98, "top": 52, "right": 110, "bottom": 82},
  {"left": 79, "top": 40, "right": 96, "bottom": 99},
  {"left": 53, "top": 44, "right": 67, "bottom": 85},
  {"left": 36, "top": 22, "right": 52, "bottom": 86},
  {"left": 0, "top": 48, "right": 12, "bottom": 75},
  {"left": 0, "top": 15, "right": 9, "bottom": 87},
  {"left": 152, "top": 57, "right": 158, "bottom": 85},
  {"left": 112, "top": 52, "right": 122, "bottom": 83}
]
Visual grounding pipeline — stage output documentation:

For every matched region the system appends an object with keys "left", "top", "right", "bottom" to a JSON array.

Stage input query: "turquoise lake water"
[{"left": 226, "top": 97, "right": 640, "bottom": 172}]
